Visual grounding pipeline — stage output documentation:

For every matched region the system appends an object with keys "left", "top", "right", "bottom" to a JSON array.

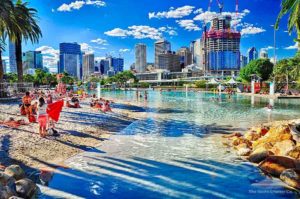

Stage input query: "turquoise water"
[{"left": 40, "top": 91, "right": 300, "bottom": 199}]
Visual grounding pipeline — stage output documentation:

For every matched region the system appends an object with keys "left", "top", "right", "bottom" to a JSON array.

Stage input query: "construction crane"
[{"left": 208, "top": 0, "right": 224, "bottom": 13}]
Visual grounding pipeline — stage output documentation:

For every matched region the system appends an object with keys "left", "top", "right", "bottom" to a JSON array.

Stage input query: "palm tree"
[
  {"left": 0, "top": 0, "right": 14, "bottom": 83},
  {"left": 11, "top": 0, "right": 42, "bottom": 82},
  {"left": 275, "top": 0, "right": 300, "bottom": 52}
]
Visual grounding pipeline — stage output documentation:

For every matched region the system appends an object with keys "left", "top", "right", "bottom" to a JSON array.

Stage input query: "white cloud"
[
  {"left": 35, "top": 46, "right": 59, "bottom": 67},
  {"left": 94, "top": 46, "right": 107, "bottom": 50},
  {"left": 80, "top": 43, "right": 94, "bottom": 54},
  {"left": 119, "top": 48, "right": 130, "bottom": 53},
  {"left": 95, "top": 56, "right": 106, "bottom": 62},
  {"left": 105, "top": 25, "right": 177, "bottom": 40},
  {"left": 176, "top": 20, "right": 201, "bottom": 31},
  {"left": 57, "top": 0, "right": 105, "bottom": 12},
  {"left": 149, "top": 5, "right": 195, "bottom": 19},
  {"left": 241, "top": 26, "right": 266, "bottom": 35},
  {"left": 193, "top": 8, "right": 203, "bottom": 14},
  {"left": 285, "top": 43, "right": 298, "bottom": 50},
  {"left": 104, "top": 28, "right": 128, "bottom": 37},
  {"left": 261, "top": 46, "right": 275, "bottom": 51},
  {"left": 90, "top": 38, "right": 108, "bottom": 45}
]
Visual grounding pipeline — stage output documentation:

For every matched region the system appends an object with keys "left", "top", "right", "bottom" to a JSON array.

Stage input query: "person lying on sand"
[
  {"left": 0, "top": 118, "right": 27, "bottom": 128},
  {"left": 101, "top": 100, "right": 112, "bottom": 113},
  {"left": 66, "top": 101, "right": 81, "bottom": 108}
]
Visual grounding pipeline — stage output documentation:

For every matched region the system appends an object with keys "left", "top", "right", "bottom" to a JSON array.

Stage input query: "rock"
[
  {"left": 0, "top": 185, "right": 14, "bottom": 199},
  {"left": 15, "top": 178, "right": 36, "bottom": 199},
  {"left": 244, "top": 131, "right": 261, "bottom": 142},
  {"left": 280, "top": 169, "right": 300, "bottom": 189},
  {"left": 0, "top": 172, "right": 15, "bottom": 186},
  {"left": 272, "top": 140, "right": 295, "bottom": 156},
  {"left": 259, "top": 156, "right": 297, "bottom": 177},
  {"left": 9, "top": 197, "right": 24, "bottom": 199},
  {"left": 4, "top": 165, "right": 25, "bottom": 181},
  {"left": 222, "top": 132, "right": 242, "bottom": 138},
  {"left": 288, "top": 146, "right": 300, "bottom": 159},
  {"left": 252, "top": 125, "right": 292, "bottom": 149},
  {"left": 235, "top": 143, "right": 252, "bottom": 156},
  {"left": 232, "top": 137, "right": 252, "bottom": 148},
  {"left": 248, "top": 147, "right": 274, "bottom": 163}
]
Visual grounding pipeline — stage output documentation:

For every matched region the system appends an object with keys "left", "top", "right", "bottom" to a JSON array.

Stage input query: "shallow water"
[{"left": 40, "top": 91, "right": 300, "bottom": 199}]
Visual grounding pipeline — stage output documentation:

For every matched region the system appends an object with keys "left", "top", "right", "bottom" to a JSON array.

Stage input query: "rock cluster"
[
  {"left": 223, "top": 124, "right": 300, "bottom": 190},
  {"left": 0, "top": 165, "right": 36, "bottom": 199}
]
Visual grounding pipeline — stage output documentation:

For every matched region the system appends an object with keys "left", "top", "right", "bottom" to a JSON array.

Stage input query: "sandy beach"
[{"left": 0, "top": 98, "right": 140, "bottom": 172}]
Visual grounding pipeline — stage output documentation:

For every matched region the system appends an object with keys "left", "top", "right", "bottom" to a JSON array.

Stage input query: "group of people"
[
  {"left": 136, "top": 90, "right": 148, "bottom": 101},
  {"left": 90, "top": 96, "right": 112, "bottom": 112}
]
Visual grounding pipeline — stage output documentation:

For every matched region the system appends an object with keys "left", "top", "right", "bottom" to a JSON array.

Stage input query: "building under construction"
[{"left": 201, "top": 1, "right": 241, "bottom": 74}]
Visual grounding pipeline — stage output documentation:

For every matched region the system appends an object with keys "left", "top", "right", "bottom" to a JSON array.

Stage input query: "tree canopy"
[{"left": 239, "top": 59, "right": 274, "bottom": 82}]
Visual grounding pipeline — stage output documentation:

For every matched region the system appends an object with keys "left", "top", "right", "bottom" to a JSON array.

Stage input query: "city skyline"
[{"left": 1, "top": 0, "right": 298, "bottom": 72}]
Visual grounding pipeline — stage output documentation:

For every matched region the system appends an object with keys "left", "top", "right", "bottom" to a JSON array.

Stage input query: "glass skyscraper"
[
  {"left": 155, "top": 40, "right": 171, "bottom": 68},
  {"left": 247, "top": 47, "right": 258, "bottom": 63},
  {"left": 59, "top": 42, "right": 82, "bottom": 79},
  {"left": 9, "top": 41, "right": 17, "bottom": 73},
  {"left": 22, "top": 51, "right": 43, "bottom": 74}
]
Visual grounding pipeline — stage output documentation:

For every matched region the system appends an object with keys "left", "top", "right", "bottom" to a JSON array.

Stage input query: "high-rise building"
[
  {"left": 177, "top": 47, "right": 192, "bottom": 68},
  {"left": 247, "top": 47, "right": 258, "bottom": 63},
  {"left": 202, "top": 15, "right": 241, "bottom": 72},
  {"left": 158, "top": 51, "right": 181, "bottom": 72},
  {"left": 260, "top": 50, "right": 268, "bottom": 59},
  {"left": 100, "top": 59, "right": 110, "bottom": 75},
  {"left": 155, "top": 40, "right": 171, "bottom": 68},
  {"left": 22, "top": 51, "right": 43, "bottom": 74},
  {"left": 59, "top": 42, "right": 82, "bottom": 79},
  {"left": 190, "top": 39, "right": 204, "bottom": 71},
  {"left": 83, "top": 54, "right": 95, "bottom": 80},
  {"left": 106, "top": 56, "right": 124, "bottom": 74},
  {"left": 2, "top": 60, "right": 6, "bottom": 74},
  {"left": 9, "top": 41, "right": 17, "bottom": 73},
  {"left": 240, "top": 55, "right": 248, "bottom": 68},
  {"left": 135, "top": 43, "right": 147, "bottom": 73}
]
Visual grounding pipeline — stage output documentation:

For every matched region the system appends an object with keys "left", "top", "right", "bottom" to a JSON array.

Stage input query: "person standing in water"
[{"left": 144, "top": 91, "right": 148, "bottom": 101}]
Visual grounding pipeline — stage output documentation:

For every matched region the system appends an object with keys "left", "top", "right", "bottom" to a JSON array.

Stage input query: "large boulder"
[
  {"left": 252, "top": 125, "right": 292, "bottom": 149},
  {"left": 248, "top": 147, "right": 274, "bottom": 163},
  {"left": 258, "top": 156, "right": 297, "bottom": 177},
  {"left": 244, "top": 131, "right": 261, "bottom": 142},
  {"left": 271, "top": 140, "right": 295, "bottom": 156},
  {"left": 280, "top": 169, "right": 300, "bottom": 190},
  {"left": 15, "top": 178, "right": 36, "bottom": 199},
  {"left": 0, "top": 172, "right": 15, "bottom": 186},
  {"left": 4, "top": 165, "right": 25, "bottom": 181},
  {"left": 235, "top": 143, "right": 252, "bottom": 156},
  {"left": 0, "top": 185, "right": 14, "bottom": 199},
  {"left": 288, "top": 146, "right": 300, "bottom": 159}
]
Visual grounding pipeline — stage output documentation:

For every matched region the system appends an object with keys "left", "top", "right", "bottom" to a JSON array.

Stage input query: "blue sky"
[{"left": 3, "top": 0, "right": 299, "bottom": 71}]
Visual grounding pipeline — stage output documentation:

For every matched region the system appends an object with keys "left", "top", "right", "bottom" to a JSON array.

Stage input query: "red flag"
[{"left": 47, "top": 100, "right": 64, "bottom": 122}]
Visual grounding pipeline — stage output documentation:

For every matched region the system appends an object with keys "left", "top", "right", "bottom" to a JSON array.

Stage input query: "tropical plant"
[
  {"left": 195, "top": 80, "right": 207, "bottom": 89},
  {"left": 275, "top": 0, "right": 300, "bottom": 52},
  {"left": 239, "top": 59, "right": 274, "bottom": 82},
  {"left": 10, "top": 0, "right": 42, "bottom": 82}
]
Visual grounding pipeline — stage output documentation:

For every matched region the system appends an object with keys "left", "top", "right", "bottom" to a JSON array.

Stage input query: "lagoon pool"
[{"left": 41, "top": 91, "right": 300, "bottom": 199}]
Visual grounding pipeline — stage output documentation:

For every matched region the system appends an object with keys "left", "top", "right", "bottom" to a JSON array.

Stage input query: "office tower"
[
  {"left": 22, "top": 51, "right": 43, "bottom": 74},
  {"left": 260, "top": 50, "right": 268, "bottom": 59},
  {"left": 177, "top": 47, "right": 192, "bottom": 68},
  {"left": 2, "top": 60, "right": 6, "bottom": 74},
  {"left": 158, "top": 51, "right": 181, "bottom": 72},
  {"left": 83, "top": 54, "right": 95, "bottom": 80},
  {"left": 106, "top": 56, "right": 124, "bottom": 74},
  {"left": 240, "top": 55, "right": 248, "bottom": 68},
  {"left": 100, "top": 59, "right": 110, "bottom": 75},
  {"left": 9, "top": 41, "right": 17, "bottom": 73},
  {"left": 135, "top": 43, "right": 147, "bottom": 73},
  {"left": 247, "top": 47, "right": 258, "bottom": 63},
  {"left": 202, "top": 15, "right": 241, "bottom": 72},
  {"left": 155, "top": 40, "right": 171, "bottom": 68},
  {"left": 59, "top": 42, "right": 82, "bottom": 79}
]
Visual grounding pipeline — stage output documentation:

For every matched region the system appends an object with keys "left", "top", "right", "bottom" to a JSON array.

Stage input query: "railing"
[{"left": 0, "top": 82, "right": 34, "bottom": 97}]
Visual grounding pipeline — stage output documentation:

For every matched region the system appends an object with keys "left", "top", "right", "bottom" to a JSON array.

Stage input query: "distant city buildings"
[
  {"left": 202, "top": 15, "right": 241, "bottom": 73},
  {"left": 155, "top": 40, "right": 171, "bottom": 68},
  {"left": 260, "top": 50, "right": 268, "bottom": 59},
  {"left": 9, "top": 41, "right": 17, "bottom": 73},
  {"left": 240, "top": 55, "right": 248, "bottom": 68},
  {"left": 247, "top": 47, "right": 258, "bottom": 63},
  {"left": 2, "top": 60, "right": 6, "bottom": 74},
  {"left": 190, "top": 39, "right": 204, "bottom": 70},
  {"left": 177, "top": 47, "right": 192, "bottom": 68},
  {"left": 158, "top": 51, "right": 181, "bottom": 72},
  {"left": 83, "top": 53, "right": 95, "bottom": 80},
  {"left": 135, "top": 43, "right": 147, "bottom": 73},
  {"left": 59, "top": 42, "right": 82, "bottom": 79},
  {"left": 22, "top": 51, "right": 43, "bottom": 75},
  {"left": 100, "top": 59, "right": 110, "bottom": 75}
]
